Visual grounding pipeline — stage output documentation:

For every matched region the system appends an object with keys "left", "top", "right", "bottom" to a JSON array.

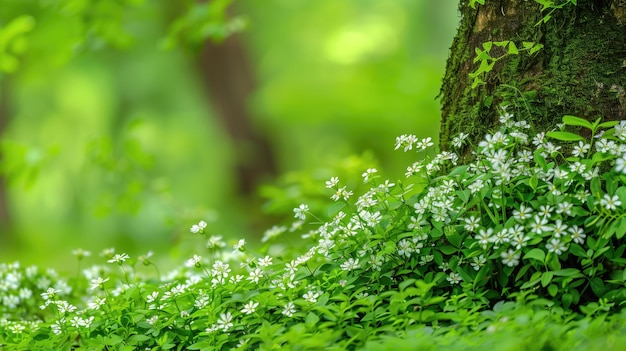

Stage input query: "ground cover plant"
[{"left": 1, "top": 110, "right": 626, "bottom": 350}]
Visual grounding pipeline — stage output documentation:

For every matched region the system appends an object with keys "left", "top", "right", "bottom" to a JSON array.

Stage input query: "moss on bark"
[{"left": 440, "top": 0, "right": 626, "bottom": 157}]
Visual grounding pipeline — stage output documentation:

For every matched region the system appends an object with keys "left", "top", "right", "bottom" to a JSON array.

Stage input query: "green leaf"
[
  {"left": 523, "top": 248, "right": 546, "bottom": 263},
  {"left": 521, "top": 271, "right": 542, "bottom": 289},
  {"left": 591, "top": 152, "right": 614, "bottom": 165},
  {"left": 188, "top": 340, "right": 214, "bottom": 350},
  {"left": 547, "top": 284, "right": 558, "bottom": 297},
  {"left": 529, "top": 43, "right": 544, "bottom": 54},
  {"left": 305, "top": 312, "right": 320, "bottom": 325},
  {"left": 541, "top": 271, "right": 553, "bottom": 287},
  {"left": 552, "top": 268, "right": 583, "bottom": 277},
  {"left": 446, "top": 231, "right": 463, "bottom": 249},
  {"left": 547, "top": 254, "right": 561, "bottom": 271},
  {"left": 598, "top": 121, "right": 620, "bottom": 129},
  {"left": 562, "top": 292, "right": 573, "bottom": 309},
  {"left": 529, "top": 175, "right": 538, "bottom": 191},
  {"left": 615, "top": 218, "right": 626, "bottom": 239},
  {"left": 399, "top": 278, "right": 416, "bottom": 291},
  {"left": 458, "top": 266, "right": 473, "bottom": 283},
  {"left": 128, "top": 335, "right": 151, "bottom": 345},
  {"left": 562, "top": 115, "right": 593, "bottom": 129},
  {"left": 474, "top": 265, "right": 489, "bottom": 287},
  {"left": 456, "top": 189, "right": 471, "bottom": 203},
  {"left": 482, "top": 41, "right": 493, "bottom": 52},
  {"left": 546, "top": 131, "right": 585, "bottom": 142},
  {"left": 590, "top": 177, "right": 602, "bottom": 197},
  {"left": 590, "top": 277, "right": 605, "bottom": 296},
  {"left": 327, "top": 202, "right": 346, "bottom": 217},
  {"left": 449, "top": 165, "right": 469, "bottom": 177},
  {"left": 534, "top": 149, "right": 548, "bottom": 170},
  {"left": 569, "top": 243, "right": 587, "bottom": 258},
  {"left": 507, "top": 41, "right": 519, "bottom": 54},
  {"left": 616, "top": 187, "right": 626, "bottom": 207},
  {"left": 440, "top": 245, "right": 457, "bottom": 255}
]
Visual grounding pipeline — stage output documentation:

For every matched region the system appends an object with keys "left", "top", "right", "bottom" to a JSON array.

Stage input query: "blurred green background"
[{"left": 0, "top": 0, "right": 459, "bottom": 270}]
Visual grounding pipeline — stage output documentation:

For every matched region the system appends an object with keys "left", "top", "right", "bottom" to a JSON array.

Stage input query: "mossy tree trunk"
[{"left": 440, "top": 0, "right": 626, "bottom": 155}]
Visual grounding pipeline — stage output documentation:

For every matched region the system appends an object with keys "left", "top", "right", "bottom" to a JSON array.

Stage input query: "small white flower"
[
  {"left": 190, "top": 220, "right": 208, "bottom": 234},
  {"left": 100, "top": 247, "right": 115, "bottom": 257},
  {"left": 206, "top": 235, "right": 226, "bottom": 249},
  {"left": 217, "top": 312, "right": 234, "bottom": 331},
  {"left": 417, "top": 137, "right": 434, "bottom": 150},
  {"left": 55, "top": 300, "right": 77, "bottom": 314},
  {"left": 303, "top": 290, "right": 320, "bottom": 303},
  {"left": 556, "top": 201, "right": 573, "bottom": 216},
  {"left": 600, "top": 194, "right": 622, "bottom": 211},
  {"left": 282, "top": 301, "right": 296, "bottom": 317},
  {"left": 185, "top": 255, "right": 202, "bottom": 268},
  {"left": 615, "top": 154, "right": 626, "bottom": 174},
  {"left": 572, "top": 141, "right": 590, "bottom": 157},
  {"left": 41, "top": 287, "right": 60, "bottom": 301},
  {"left": 241, "top": 300, "right": 259, "bottom": 315},
  {"left": 331, "top": 186, "right": 353, "bottom": 201},
  {"left": 513, "top": 204, "right": 533, "bottom": 221},
  {"left": 247, "top": 268, "right": 263, "bottom": 284},
  {"left": 325, "top": 176, "right": 339, "bottom": 188},
  {"left": 546, "top": 238, "right": 568, "bottom": 255},
  {"left": 475, "top": 228, "right": 493, "bottom": 248},
  {"left": 395, "top": 134, "right": 418, "bottom": 151},
  {"left": 463, "top": 216, "right": 480, "bottom": 232},
  {"left": 107, "top": 253, "right": 129, "bottom": 264},
  {"left": 212, "top": 261, "right": 231, "bottom": 278},
  {"left": 500, "top": 249, "right": 520, "bottom": 267},
  {"left": 258, "top": 256, "right": 273, "bottom": 267},
  {"left": 340, "top": 258, "right": 359, "bottom": 271},
  {"left": 294, "top": 204, "right": 309, "bottom": 221},
  {"left": 146, "top": 315, "right": 159, "bottom": 326},
  {"left": 233, "top": 239, "right": 246, "bottom": 252},
  {"left": 89, "top": 277, "right": 109, "bottom": 291},
  {"left": 362, "top": 168, "right": 378, "bottom": 183},
  {"left": 262, "top": 225, "right": 287, "bottom": 242},
  {"left": 87, "top": 296, "right": 106, "bottom": 310},
  {"left": 569, "top": 225, "right": 586, "bottom": 244},
  {"left": 72, "top": 249, "right": 91, "bottom": 259},
  {"left": 446, "top": 272, "right": 462, "bottom": 285},
  {"left": 470, "top": 255, "right": 486, "bottom": 271}
]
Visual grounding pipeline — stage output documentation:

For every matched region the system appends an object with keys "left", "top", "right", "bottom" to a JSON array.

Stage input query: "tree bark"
[
  {"left": 440, "top": 0, "right": 626, "bottom": 155},
  {"left": 0, "top": 79, "right": 12, "bottom": 229},
  {"left": 198, "top": 33, "right": 277, "bottom": 196}
]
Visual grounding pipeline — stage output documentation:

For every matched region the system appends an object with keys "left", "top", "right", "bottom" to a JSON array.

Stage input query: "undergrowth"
[{"left": 1, "top": 110, "right": 626, "bottom": 350}]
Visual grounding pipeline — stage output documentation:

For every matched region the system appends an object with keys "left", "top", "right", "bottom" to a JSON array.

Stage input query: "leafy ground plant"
[{"left": 1, "top": 110, "right": 626, "bottom": 350}]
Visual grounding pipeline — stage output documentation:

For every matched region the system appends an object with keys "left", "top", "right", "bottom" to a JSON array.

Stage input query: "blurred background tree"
[{"left": 0, "top": 0, "right": 458, "bottom": 270}]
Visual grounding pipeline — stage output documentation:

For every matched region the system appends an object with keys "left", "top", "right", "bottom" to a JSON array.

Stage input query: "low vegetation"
[{"left": 2, "top": 110, "right": 626, "bottom": 350}]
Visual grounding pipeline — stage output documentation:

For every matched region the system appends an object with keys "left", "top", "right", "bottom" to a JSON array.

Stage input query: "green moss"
[{"left": 439, "top": 1, "right": 626, "bottom": 156}]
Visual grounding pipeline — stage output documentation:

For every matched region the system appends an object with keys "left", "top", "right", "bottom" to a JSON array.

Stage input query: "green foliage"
[
  {"left": 470, "top": 41, "right": 543, "bottom": 88},
  {"left": 1, "top": 110, "right": 626, "bottom": 349},
  {"left": 162, "top": 0, "right": 247, "bottom": 49},
  {"left": 467, "top": 0, "right": 578, "bottom": 88},
  {"left": 0, "top": 15, "right": 35, "bottom": 73},
  {"left": 0, "top": 0, "right": 239, "bottom": 75}
]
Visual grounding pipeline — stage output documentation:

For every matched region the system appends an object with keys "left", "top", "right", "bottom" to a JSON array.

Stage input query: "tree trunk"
[
  {"left": 440, "top": 0, "right": 626, "bottom": 155},
  {"left": 0, "top": 79, "right": 12, "bottom": 229},
  {"left": 198, "top": 33, "right": 277, "bottom": 196}
]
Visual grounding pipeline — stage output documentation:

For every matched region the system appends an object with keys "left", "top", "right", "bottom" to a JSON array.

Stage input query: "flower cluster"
[{"left": 2, "top": 113, "right": 626, "bottom": 350}]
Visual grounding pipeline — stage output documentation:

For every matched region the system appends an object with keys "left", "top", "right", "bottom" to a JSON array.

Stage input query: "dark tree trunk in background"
[
  {"left": 198, "top": 33, "right": 277, "bottom": 196},
  {"left": 0, "top": 80, "right": 12, "bottom": 229},
  {"left": 440, "top": 0, "right": 626, "bottom": 154}
]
